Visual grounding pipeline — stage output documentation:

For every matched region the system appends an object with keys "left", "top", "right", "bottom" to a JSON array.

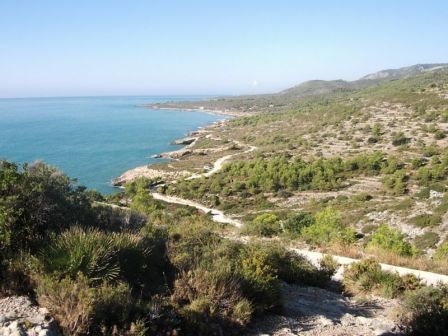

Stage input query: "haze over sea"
[{"left": 0, "top": 96, "right": 225, "bottom": 193}]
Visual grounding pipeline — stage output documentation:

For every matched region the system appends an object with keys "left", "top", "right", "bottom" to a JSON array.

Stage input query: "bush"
[
  {"left": 351, "top": 193, "right": 373, "bottom": 202},
  {"left": 242, "top": 213, "right": 281, "bottom": 237},
  {"left": 301, "top": 207, "right": 356, "bottom": 246},
  {"left": 239, "top": 244, "right": 282, "bottom": 312},
  {"left": 404, "top": 285, "right": 448, "bottom": 335},
  {"left": 283, "top": 212, "right": 315, "bottom": 236},
  {"left": 434, "top": 242, "right": 448, "bottom": 260},
  {"left": 409, "top": 214, "right": 441, "bottom": 228},
  {"left": 40, "top": 226, "right": 171, "bottom": 294},
  {"left": 343, "top": 259, "right": 420, "bottom": 298},
  {"left": 171, "top": 269, "right": 253, "bottom": 332},
  {"left": 435, "top": 130, "right": 446, "bottom": 140},
  {"left": 413, "top": 232, "right": 440, "bottom": 250},
  {"left": 0, "top": 160, "right": 97, "bottom": 255},
  {"left": 36, "top": 273, "right": 144, "bottom": 335},
  {"left": 367, "top": 224, "right": 417, "bottom": 257},
  {"left": 392, "top": 132, "right": 409, "bottom": 146},
  {"left": 36, "top": 273, "right": 94, "bottom": 335},
  {"left": 383, "top": 169, "right": 407, "bottom": 194}
]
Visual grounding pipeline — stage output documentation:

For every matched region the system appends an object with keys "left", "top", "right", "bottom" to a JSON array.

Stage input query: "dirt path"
[
  {"left": 187, "top": 143, "right": 257, "bottom": 180},
  {"left": 291, "top": 249, "right": 448, "bottom": 286},
  {"left": 151, "top": 193, "right": 448, "bottom": 286},
  {"left": 151, "top": 192, "right": 243, "bottom": 227}
]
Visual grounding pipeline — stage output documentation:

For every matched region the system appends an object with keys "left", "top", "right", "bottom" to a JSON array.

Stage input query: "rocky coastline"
[{"left": 111, "top": 119, "right": 228, "bottom": 187}]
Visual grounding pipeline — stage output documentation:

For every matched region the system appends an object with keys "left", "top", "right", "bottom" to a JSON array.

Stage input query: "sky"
[{"left": 1, "top": 1, "right": 447, "bottom": 98}]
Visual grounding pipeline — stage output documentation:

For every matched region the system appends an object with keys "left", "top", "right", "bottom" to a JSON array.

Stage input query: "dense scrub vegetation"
[
  {"left": 0, "top": 160, "right": 336, "bottom": 335},
  {"left": 168, "top": 151, "right": 403, "bottom": 207}
]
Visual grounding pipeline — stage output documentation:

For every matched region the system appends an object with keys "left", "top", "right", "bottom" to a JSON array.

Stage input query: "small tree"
[
  {"left": 301, "top": 207, "right": 356, "bottom": 245},
  {"left": 243, "top": 213, "right": 281, "bottom": 237},
  {"left": 367, "top": 224, "right": 417, "bottom": 256},
  {"left": 284, "top": 212, "right": 315, "bottom": 236}
]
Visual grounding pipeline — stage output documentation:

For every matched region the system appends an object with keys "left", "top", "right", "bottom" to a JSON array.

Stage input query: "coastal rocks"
[
  {"left": 171, "top": 137, "right": 196, "bottom": 145},
  {"left": 0, "top": 296, "right": 60, "bottom": 336},
  {"left": 162, "top": 149, "right": 192, "bottom": 159},
  {"left": 112, "top": 166, "right": 190, "bottom": 186}
]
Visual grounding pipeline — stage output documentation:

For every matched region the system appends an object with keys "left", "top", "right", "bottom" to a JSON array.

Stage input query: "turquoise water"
[{"left": 0, "top": 96, "right": 225, "bottom": 194}]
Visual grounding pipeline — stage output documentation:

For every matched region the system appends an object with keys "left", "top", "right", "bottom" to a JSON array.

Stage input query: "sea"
[{"left": 0, "top": 96, "right": 226, "bottom": 194}]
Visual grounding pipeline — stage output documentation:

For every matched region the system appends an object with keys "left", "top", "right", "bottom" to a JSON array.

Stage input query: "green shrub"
[
  {"left": 414, "top": 232, "right": 440, "bottom": 250},
  {"left": 367, "top": 224, "right": 417, "bottom": 256},
  {"left": 351, "top": 192, "right": 373, "bottom": 202},
  {"left": 242, "top": 213, "right": 281, "bottom": 237},
  {"left": 40, "top": 227, "right": 171, "bottom": 293},
  {"left": 36, "top": 273, "right": 145, "bottom": 335},
  {"left": 239, "top": 245, "right": 282, "bottom": 312},
  {"left": 0, "top": 160, "right": 97, "bottom": 254},
  {"left": 404, "top": 285, "right": 448, "bottom": 336},
  {"left": 383, "top": 169, "right": 407, "bottom": 194},
  {"left": 409, "top": 214, "right": 441, "bottom": 228},
  {"left": 171, "top": 269, "right": 253, "bottom": 331},
  {"left": 434, "top": 242, "right": 448, "bottom": 260},
  {"left": 343, "top": 259, "right": 419, "bottom": 298},
  {"left": 40, "top": 227, "right": 120, "bottom": 283},
  {"left": 125, "top": 177, "right": 164, "bottom": 214},
  {"left": 392, "top": 132, "right": 409, "bottom": 146},
  {"left": 435, "top": 130, "right": 446, "bottom": 140},
  {"left": 301, "top": 207, "right": 356, "bottom": 246},
  {"left": 283, "top": 212, "right": 315, "bottom": 236}
]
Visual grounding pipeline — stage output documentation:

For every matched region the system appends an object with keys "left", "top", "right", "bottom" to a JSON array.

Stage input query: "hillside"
[
  {"left": 150, "top": 63, "right": 448, "bottom": 114},
  {"left": 130, "top": 64, "right": 448, "bottom": 270},
  {"left": 3, "top": 63, "right": 448, "bottom": 336}
]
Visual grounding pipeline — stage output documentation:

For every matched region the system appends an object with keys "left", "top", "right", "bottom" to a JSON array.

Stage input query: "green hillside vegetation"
[
  {"left": 3, "top": 64, "right": 448, "bottom": 335},
  {"left": 0, "top": 160, "right": 337, "bottom": 335},
  {"left": 150, "top": 66, "right": 448, "bottom": 275}
]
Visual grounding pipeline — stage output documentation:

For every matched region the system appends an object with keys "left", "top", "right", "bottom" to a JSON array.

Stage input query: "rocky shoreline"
[
  {"left": 111, "top": 119, "right": 228, "bottom": 187},
  {"left": 147, "top": 105, "right": 248, "bottom": 117}
]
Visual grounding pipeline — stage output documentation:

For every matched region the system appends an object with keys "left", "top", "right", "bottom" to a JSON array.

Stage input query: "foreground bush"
[
  {"left": 404, "top": 285, "right": 448, "bottom": 336},
  {"left": 171, "top": 269, "right": 252, "bottom": 334},
  {"left": 40, "top": 226, "right": 172, "bottom": 295},
  {"left": 35, "top": 273, "right": 164, "bottom": 335},
  {"left": 343, "top": 259, "right": 422, "bottom": 298},
  {"left": 0, "top": 160, "right": 97, "bottom": 255}
]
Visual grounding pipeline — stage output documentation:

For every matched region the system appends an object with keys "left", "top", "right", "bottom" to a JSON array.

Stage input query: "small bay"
[{"left": 0, "top": 96, "right": 225, "bottom": 193}]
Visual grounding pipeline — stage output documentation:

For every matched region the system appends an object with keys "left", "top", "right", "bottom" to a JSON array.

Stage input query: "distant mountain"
[
  {"left": 153, "top": 63, "right": 448, "bottom": 113},
  {"left": 280, "top": 63, "right": 448, "bottom": 98},
  {"left": 280, "top": 80, "right": 351, "bottom": 97},
  {"left": 361, "top": 63, "right": 448, "bottom": 81}
]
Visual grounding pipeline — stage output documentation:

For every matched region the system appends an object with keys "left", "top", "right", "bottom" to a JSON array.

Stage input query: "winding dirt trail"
[
  {"left": 149, "top": 140, "right": 448, "bottom": 286},
  {"left": 151, "top": 192, "right": 243, "bottom": 227},
  {"left": 151, "top": 195, "right": 448, "bottom": 285},
  {"left": 187, "top": 143, "right": 257, "bottom": 180}
]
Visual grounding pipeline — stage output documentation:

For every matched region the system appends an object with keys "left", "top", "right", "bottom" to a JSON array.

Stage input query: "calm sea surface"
[{"left": 0, "top": 96, "right": 225, "bottom": 193}]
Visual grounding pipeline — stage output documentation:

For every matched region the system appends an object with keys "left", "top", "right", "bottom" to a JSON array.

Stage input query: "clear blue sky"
[{"left": 1, "top": 1, "right": 447, "bottom": 98}]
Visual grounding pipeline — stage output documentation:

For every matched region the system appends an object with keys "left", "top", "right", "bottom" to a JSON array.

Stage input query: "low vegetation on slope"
[
  {"left": 150, "top": 67, "right": 448, "bottom": 276},
  {"left": 0, "top": 161, "right": 337, "bottom": 335},
  {"left": 3, "top": 65, "right": 448, "bottom": 335}
]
